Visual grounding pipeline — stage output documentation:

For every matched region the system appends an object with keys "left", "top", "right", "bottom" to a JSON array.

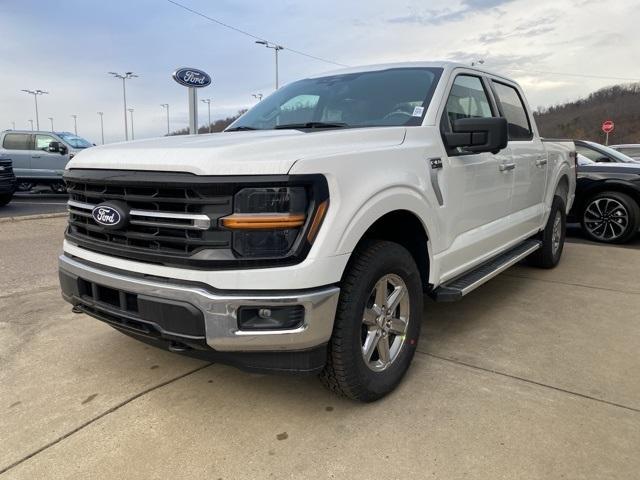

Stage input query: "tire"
[
  {"left": 0, "top": 193, "right": 12, "bottom": 206},
  {"left": 580, "top": 191, "right": 639, "bottom": 244},
  {"left": 49, "top": 181, "right": 67, "bottom": 194},
  {"left": 320, "top": 240, "right": 423, "bottom": 402},
  {"left": 527, "top": 195, "right": 566, "bottom": 269}
]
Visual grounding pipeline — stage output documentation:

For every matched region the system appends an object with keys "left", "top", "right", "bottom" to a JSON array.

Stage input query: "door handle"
[
  {"left": 536, "top": 158, "right": 548, "bottom": 167},
  {"left": 31, "top": 155, "right": 41, "bottom": 159},
  {"left": 499, "top": 162, "right": 516, "bottom": 172}
]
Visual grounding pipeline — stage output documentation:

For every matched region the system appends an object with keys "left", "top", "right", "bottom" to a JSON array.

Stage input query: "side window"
[
  {"left": 576, "top": 145, "right": 609, "bottom": 162},
  {"left": 2, "top": 133, "right": 31, "bottom": 150},
  {"left": 444, "top": 75, "right": 493, "bottom": 127},
  {"left": 35, "top": 134, "right": 55, "bottom": 151},
  {"left": 491, "top": 82, "right": 533, "bottom": 141}
]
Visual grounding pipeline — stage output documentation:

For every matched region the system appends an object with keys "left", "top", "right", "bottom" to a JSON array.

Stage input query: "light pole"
[
  {"left": 71, "top": 115, "right": 78, "bottom": 135},
  {"left": 28, "top": 120, "right": 34, "bottom": 131},
  {"left": 201, "top": 98, "right": 213, "bottom": 133},
  {"left": 21, "top": 89, "right": 48, "bottom": 130},
  {"left": 97, "top": 112, "right": 104, "bottom": 144},
  {"left": 48, "top": 117, "right": 54, "bottom": 132},
  {"left": 11, "top": 121, "right": 15, "bottom": 130},
  {"left": 160, "top": 104, "right": 170, "bottom": 136},
  {"left": 255, "top": 41, "right": 284, "bottom": 90},
  {"left": 108, "top": 71, "right": 138, "bottom": 140},
  {"left": 252, "top": 93, "right": 263, "bottom": 102},
  {"left": 128, "top": 108, "right": 135, "bottom": 140}
]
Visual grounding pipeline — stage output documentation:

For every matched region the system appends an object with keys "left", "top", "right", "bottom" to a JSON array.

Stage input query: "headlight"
[{"left": 220, "top": 183, "right": 329, "bottom": 259}]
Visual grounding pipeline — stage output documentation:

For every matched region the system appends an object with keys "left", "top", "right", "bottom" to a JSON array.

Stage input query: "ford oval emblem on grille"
[{"left": 92, "top": 203, "right": 128, "bottom": 230}]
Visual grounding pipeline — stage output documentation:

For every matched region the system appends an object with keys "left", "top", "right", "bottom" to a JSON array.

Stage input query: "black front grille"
[{"left": 65, "top": 171, "right": 235, "bottom": 263}]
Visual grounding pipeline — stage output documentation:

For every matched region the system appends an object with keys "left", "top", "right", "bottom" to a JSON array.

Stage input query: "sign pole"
[
  {"left": 605, "top": 131, "right": 609, "bottom": 146},
  {"left": 188, "top": 87, "right": 198, "bottom": 134}
]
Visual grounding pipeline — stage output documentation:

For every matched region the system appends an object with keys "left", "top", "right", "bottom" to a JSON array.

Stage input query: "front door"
[
  {"left": 32, "top": 134, "right": 68, "bottom": 179},
  {"left": 436, "top": 73, "right": 514, "bottom": 281}
]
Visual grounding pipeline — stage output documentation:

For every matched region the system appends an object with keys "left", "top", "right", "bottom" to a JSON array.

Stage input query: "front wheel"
[
  {"left": 581, "top": 192, "right": 639, "bottom": 244},
  {"left": 320, "top": 240, "right": 423, "bottom": 402}
]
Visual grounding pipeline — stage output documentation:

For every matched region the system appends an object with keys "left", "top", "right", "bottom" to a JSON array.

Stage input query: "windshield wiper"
[
  {"left": 225, "top": 126, "right": 259, "bottom": 132},
  {"left": 274, "top": 122, "right": 349, "bottom": 130}
]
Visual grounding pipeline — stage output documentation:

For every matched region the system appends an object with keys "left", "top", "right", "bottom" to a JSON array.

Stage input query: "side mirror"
[
  {"left": 444, "top": 117, "right": 508, "bottom": 154},
  {"left": 48, "top": 141, "right": 60, "bottom": 153},
  {"left": 59, "top": 144, "right": 68, "bottom": 155}
]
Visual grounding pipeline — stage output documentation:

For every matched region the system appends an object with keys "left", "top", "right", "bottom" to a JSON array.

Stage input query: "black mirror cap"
[
  {"left": 59, "top": 144, "right": 69, "bottom": 155},
  {"left": 48, "top": 141, "right": 60, "bottom": 153},
  {"left": 444, "top": 117, "right": 508, "bottom": 154}
]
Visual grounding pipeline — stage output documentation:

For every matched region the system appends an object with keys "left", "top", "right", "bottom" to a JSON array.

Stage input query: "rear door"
[
  {"left": 436, "top": 72, "right": 515, "bottom": 280},
  {"left": 32, "top": 133, "right": 68, "bottom": 178},
  {"left": 1, "top": 133, "right": 32, "bottom": 178},
  {"left": 490, "top": 80, "right": 547, "bottom": 236}
]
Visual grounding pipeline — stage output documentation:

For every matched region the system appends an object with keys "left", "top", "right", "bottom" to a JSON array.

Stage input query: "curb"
[{"left": 0, "top": 212, "right": 68, "bottom": 224}]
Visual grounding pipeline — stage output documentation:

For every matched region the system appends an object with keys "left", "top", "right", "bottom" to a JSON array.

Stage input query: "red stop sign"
[{"left": 602, "top": 120, "right": 615, "bottom": 133}]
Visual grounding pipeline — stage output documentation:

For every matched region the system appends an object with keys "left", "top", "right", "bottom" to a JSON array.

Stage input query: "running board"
[{"left": 430, "top": 240, "right": 541, "bottom": 302}]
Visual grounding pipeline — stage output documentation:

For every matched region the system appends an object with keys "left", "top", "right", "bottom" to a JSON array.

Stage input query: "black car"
[
  {"left": 0, "top": 157, "right": 17, "bottom": 206},
  {"left": 570, "top": 156, "right": 640, "bottom": 243},
  {"left": 574, "top": 140, "right": 639, "bottom": 164}
]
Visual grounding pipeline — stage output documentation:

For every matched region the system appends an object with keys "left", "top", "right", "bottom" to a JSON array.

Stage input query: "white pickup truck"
[{"left": 59, "top": 62, "right": 576, "bottom": 401}]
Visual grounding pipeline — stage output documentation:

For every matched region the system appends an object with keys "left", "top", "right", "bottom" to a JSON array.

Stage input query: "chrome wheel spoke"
[
  {"left": 363, "top": 308, "right": 379, "bottom": 326},
  {"left": 377, "top": 335, "right": 391, "bottom": 365},
  {"left": 386, "top": 285, "right": 406, "bottom": 314},
  {"left": 362, "top": 330, "right": 380, "bottom": 362},
  {"left": 374, "top": 278, "right": 387, "bottom": 310},
  {"left": 388, "top": 317, "right": 408, "bottom": 335}
]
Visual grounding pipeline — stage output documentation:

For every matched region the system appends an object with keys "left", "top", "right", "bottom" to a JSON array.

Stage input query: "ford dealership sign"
[{"left": 172, "top": 67, "right": 211, "bottom": 88}]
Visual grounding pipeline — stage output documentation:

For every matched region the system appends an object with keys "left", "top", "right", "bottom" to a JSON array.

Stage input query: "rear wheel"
[
  {"left": 320, "top": 240, "right": 423, "bottom": 402},
  {"left": 581, "top": 191, "right": 639, "bottom": 244},
  {"left": 527, "top": 195, "right": 566, "bottom": 269},
  {"left": 49, "top": 181, "right": 67, "bottom": 194}
]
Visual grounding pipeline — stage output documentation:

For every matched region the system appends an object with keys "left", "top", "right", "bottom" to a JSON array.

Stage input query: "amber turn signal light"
[
  {"left": 221, "top": 213, "right": 306, "bottom": 230},
  {"left": 307, "top": 200, "right": 329, "bottom": 243}
]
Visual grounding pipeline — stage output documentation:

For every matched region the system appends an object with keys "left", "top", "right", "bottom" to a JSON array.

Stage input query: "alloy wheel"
[
  {"left": 361, "top": 274, "right": 410, "bottom": 372},
  {"left": 583, "top": 197, "right": 629, "bottom": 242}
]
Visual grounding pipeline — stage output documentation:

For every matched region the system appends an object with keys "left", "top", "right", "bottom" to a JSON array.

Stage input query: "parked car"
[
  {"left": 0, "top": 157, "right": 17, "bottom": 206},
  {"left": 574, "top": 140, "right": 639, "bottom": 164},
  {"left": 609, "top": 144, "right": 640, "bottom": 162},
  {"left": 0, "top": 130, "right": 94, "bottom": 193},
  {"left": 570, "top": 154, "right": 640, "bottom": 243},
  {"left": 59, "top": 62, "right": 576, "bottom": 401}
]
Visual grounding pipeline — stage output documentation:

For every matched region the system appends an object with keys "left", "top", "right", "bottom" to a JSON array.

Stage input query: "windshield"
[
  {"left": 228, "top": 67, "right": 443, "bottom": 131},
  {"left": 57, "top": 132, "right": 93, "bottom": 149}
]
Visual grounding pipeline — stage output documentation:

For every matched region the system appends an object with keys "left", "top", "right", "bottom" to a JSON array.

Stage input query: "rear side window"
[
  {"left": 3, "top": 133, "right": 31, "bottom": 150},
  {"left": 444, "top": 75, "right": 493, "bottom": 127},
  {"left": 491, "top": 82, "right": 533, "bottom": 140}
]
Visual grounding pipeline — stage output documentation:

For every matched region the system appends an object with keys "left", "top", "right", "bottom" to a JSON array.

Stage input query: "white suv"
[{"left": 59, "top": 62, "right": 576, "bottom": 401}]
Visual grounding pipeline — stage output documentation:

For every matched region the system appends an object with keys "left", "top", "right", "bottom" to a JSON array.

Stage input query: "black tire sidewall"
[
  {"left": 581, "top": 192, "right": 639, "bottom": 244},
  {"left": 337, "top": 241, "right": 423, "bottom": 400}
]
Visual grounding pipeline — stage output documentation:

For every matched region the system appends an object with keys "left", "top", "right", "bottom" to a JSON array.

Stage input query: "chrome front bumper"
[{"left": 59, "top": 254, "right": 340, "bottom": 352}]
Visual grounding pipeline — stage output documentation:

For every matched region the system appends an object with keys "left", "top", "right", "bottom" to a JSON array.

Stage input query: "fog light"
[{"left": 238, "top": 305, "right": 305, "bottom": 330}]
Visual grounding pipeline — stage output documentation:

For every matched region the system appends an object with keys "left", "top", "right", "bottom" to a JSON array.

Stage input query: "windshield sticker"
[{"left": 412, "top": 106, "right": 425, "bottom": 117}]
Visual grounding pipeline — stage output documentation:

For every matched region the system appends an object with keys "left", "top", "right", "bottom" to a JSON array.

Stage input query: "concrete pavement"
[{"left": 1, "top": 217, "right": 639, "bottom": 479}]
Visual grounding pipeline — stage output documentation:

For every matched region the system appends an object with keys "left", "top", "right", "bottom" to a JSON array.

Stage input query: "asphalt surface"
[
  {"left": 0, "top": 189, "right": 67, "bottom": 218},
  {"left": 1, "top": 216, "right": 639, "bottom": 479}
]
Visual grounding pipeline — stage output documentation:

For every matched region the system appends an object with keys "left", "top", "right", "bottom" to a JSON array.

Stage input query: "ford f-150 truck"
[{"left": 59, "top": 62, "right": 576, "bottom": 401}]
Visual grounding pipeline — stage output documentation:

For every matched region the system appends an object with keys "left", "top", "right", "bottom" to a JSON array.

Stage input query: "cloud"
[
  {"left": 477, "top": 17, "right": 556, "bottom": 45},
  {"left": 388, "top": 0, "right": 514, "bottom": 26}
]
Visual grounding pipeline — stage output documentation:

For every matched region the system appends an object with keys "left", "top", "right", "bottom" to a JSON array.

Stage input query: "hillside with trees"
[
  {"left": 170, "top": 110, "right": 246, "bottom": 136},
  {"left": 534, "top": 83, "right": 640, "bottom": 144}
]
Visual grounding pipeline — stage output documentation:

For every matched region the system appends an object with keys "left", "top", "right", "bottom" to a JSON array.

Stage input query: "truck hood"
[{"left": 67, "top": 127, "right": 407, "bottom": 175}]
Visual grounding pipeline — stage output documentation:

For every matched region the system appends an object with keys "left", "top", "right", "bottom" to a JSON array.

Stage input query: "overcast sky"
[{"left": 1, "top": 0, "right": 639, "bottom": 144}]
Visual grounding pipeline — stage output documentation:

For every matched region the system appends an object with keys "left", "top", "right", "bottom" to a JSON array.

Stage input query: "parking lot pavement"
[
  {"left": 0, "top": 191, "right": 67, "bottom": 219},
  {"left": 2, "top": 217, "right": 639, "bottom": 479}
]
